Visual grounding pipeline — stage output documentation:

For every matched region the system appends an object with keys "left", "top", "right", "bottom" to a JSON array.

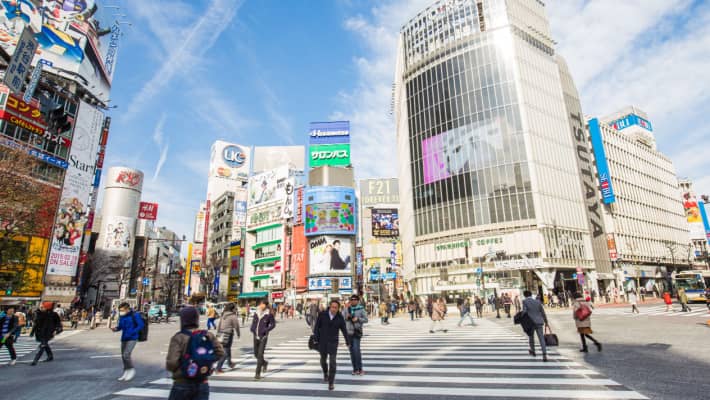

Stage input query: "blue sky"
[{"left": 98, "top": 0, "right": 710, "bottom": 242}]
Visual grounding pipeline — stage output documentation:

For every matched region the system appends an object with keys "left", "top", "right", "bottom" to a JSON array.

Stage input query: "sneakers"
[
  {"left": 123, "top": 368, "right": 136, "bottom": 382},
  {"left": 9, "top": 359, "right": 16, "bottom": 366},
  {"left": 328, "top": 383, "right": 335, "bottom": 391},
  {"left": 118, "top": 370, "right": 128, "bottom": 381}
]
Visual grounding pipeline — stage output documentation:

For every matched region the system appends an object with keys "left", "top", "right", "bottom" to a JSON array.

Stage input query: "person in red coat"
[{"left": 662, "top": 291, "right": 673, "bottom": 312}]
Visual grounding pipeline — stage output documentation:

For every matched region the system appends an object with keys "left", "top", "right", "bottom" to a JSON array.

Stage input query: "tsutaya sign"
[{"left": 569, "top": 112, "right": 604, "bottom": 237}]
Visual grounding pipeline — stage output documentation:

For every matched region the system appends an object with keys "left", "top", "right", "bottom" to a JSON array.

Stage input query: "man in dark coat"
[
  {"left": 314, "top": 299, "right": 350, "bottom": 391},
  {"left": 30, "top": 302, "right": 62, "bottom": 365}
]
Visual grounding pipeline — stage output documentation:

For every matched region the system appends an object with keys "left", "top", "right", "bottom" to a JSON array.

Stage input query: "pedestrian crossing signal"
[{"left": 5, "top": 288, "right": 11, "bottom": 295}]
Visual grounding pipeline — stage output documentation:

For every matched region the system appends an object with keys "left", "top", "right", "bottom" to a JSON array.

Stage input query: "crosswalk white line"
[{"left": 593, "top": 305, "right": 708, "bottom": 318}]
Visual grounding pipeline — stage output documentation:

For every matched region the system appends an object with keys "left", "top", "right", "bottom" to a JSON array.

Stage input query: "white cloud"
[{"left": 122, "top": 0, "right": 243, "bottom": 121}]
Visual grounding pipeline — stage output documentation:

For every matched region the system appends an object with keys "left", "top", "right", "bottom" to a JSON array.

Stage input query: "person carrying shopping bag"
[{"left": 573, "top": 293, "right": 602, "bottom": 353}]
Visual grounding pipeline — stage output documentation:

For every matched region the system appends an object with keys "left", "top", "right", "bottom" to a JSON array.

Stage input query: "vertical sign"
[
  {"left": 588, "top": 118, "right": 616, "bottom": 204},
  {"left": 3, "top": 27, "right": 37, "bottom": 94},
  {"left": 23, "top": 59, "right": 52, "bottom": 103}
]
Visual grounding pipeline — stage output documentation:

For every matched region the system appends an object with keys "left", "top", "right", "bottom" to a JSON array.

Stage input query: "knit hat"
[
  {"left": 180, "top": 306, "right": 200, "bottom": 329},
  {"left": 42, "top": 301, "right": 54, "bottom": 310}
]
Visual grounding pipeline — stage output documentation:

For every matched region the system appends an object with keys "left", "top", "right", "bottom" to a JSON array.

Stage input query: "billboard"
[
  {"left": 606, "top": 234, "right": 618, "bottom": 262},
  {"left": 372, "top": 208, "right": 399, "bottom": 237},
  {"left": 0, "top": 1, "right": 114, "bottom": 102},
  {"left": 101, "top": 216, "right": 135, "bottom": 251},
  {"left": 588, "top": 118, "right": 616, "bottom": 204},
  {"left": 309, "top": 121, "right": 350, "bottom": 145},
  {"left": 309, "top": 143, "right": 351, "bottom": 168},
  {"left": 294, "top": 187, "right": 305, "bottom": 226},
  {"left": 232, "top": 188, "right": 248, "bottom": 240},
  {"left": 304, "top": 187, "right": 356, "bottom": 236},
  {"left": 193, "top": 203, "right": 206, "bottom": 243},
  {"left": 247, "top": 203, "right": 283, "bottom": 230},
  {"left": 308, "top": 276, "right": 352, "bottom": 291},
  {"left": 228, "top": 240, "right": 241, "bottom": 297},
  {"left": 138, "top": 202, "right": 158, "bottom": 220},
  {"left": 248, "top": 166, "right": 290, "bottom": 207},
  {"left": 360, "top": 178, "right": 399, "bottom": 206},
  {"left": 609, "top": 114, "right": 652, "bottom": 132},
  {"left": 700, "top": 196, "right": 710, "bottom": 241},
  {"left": 206, "top": 141, "right": 250, "bottom": 201},
  {"left": 291, "top": 226, "right": 308, "bottom": 289},
  {"left": 682, "top": 192, "right": 705, "bottom": 240},
  {"left": 309, "top": 235, "right": 353, "bottom": 274},
  {"left": 46, "top": 101, "right": 103, "bottom": 277},
  {"left": 253, "top": 146, "right": 306, "bottom": 173}
]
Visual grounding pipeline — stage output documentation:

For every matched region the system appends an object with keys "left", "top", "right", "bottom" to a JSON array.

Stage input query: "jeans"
[
  {"left": 320, "top": 349, "right": 338, "bottom": 384},
  {"left": 216, "top": 333, "right": 233, "bottom": 370},
  {"left": 528, "top": 325, "right": 547, "bottom": 355},
  {"left": 207, "top": 318, "right": 216, "bottom": 330},
  {"left": 168, "top": 382, "right": 209, "bottom": 400},
  {"left": 348, "top": 335, "right": 362, "bottom": 372},
  {"left": 253, "top": 336, "right": 268, "bottom": 375},
  {"left": 1, "top": 336, "right": 17, "bottom": 360},
  {"left": 33, "top": 339, "right": 53, "bottom": 362},
  {"left": 458, "top": 312, "right": 475, "bottom": 326},
  {"left": 121, "top": 340, "right": 137, "bottom": 370},
  {"left": 475, "top": 306, "right": 483, "bottom": 318}
]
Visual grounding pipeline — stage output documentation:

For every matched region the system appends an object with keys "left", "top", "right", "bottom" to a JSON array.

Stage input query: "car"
[{"left": 147, "top": 304, "right": 167, "bottom": 321}]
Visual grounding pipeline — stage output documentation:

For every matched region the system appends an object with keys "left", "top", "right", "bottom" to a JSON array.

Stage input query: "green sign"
[
  {"left": 309, "top": 143, "right": 351, "bottom": 167},
  {"left": 435, "top": 240, "right": 470, "bottom": 251}
]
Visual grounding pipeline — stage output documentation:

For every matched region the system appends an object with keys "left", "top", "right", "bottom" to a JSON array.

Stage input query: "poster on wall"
[
  {"left": 309, "top": 236, "right": 352, "bottom": 274},
  {"left": 102, "top": 216, "right": 135, "bottom": 251},
  {"left": 46, "top": 101, "right": 103, "bottom": 277},
  {"left": 683, "top": 192, "right": 705, "bottom": 240},
  {"left": 372, "top": 208, "right": 399, "bottom": 237}
]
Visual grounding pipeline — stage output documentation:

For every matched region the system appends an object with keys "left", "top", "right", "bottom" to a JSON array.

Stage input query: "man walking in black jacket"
[
  {"left": 314, "top": 299, "right": 350, "bottom": 391},
  {"left": 250, "top": 300, "right": 276, "bottom": 380},
  {"left": 30, "top": 302, "right": 62, "bottom": 366}
]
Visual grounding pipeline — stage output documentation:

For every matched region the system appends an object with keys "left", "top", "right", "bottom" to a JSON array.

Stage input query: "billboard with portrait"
[
  {"left": 372, "top": 209, "right": 399, "bottom": 237},
  {"left": 309, "top": 121, "right": 350, "bottom": 145},
  {"left": 304, "top": 187, "right": 356, "bottom": 236},
  {"left": 46, "top": 101, "right": 103, "bottom": 277},
  {"left": 309, "top": 235, "right": 352, "bottom": 275},
  {"left": 248, "top": 166, "right": 291, "bottom": 207},
  {"left": 101, "top": 216, "right": 135, "bottom": 251}
]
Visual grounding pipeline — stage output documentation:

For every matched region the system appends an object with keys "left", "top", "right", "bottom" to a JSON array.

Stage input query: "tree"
[
  {"left": 0, "top": 145, "right": 60, "bottom": 294},
  {"left": 82, "top": 249, "right": 131, "bottom": 305},
  {"left": 205, "top": 252, "right": 226, "bottom": 301}
]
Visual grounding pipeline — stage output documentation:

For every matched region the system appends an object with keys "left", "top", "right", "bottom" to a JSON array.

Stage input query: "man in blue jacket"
[{"left": 112, "top": 302, "right": 144, "bottom": 381}]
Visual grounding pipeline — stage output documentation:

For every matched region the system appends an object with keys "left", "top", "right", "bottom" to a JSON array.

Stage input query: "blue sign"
[
  {"left": 93, "top": 168, "right": 102, "bottom": 188},
  {"left": 308, "top": 277, "right": 352, "bottom": 291},
  {"left": 142, "top": 277, "right": 150, "bottom": 286},
  {"left": 309, "top": 121, "right": 350, "bottom": 145},
  {"left": 572, "top": 273, "right": 577, "bottom": 279},
  {"left": 698, "top": 199, "right": 710, "bottom": 243},
  {"left": 222, "top": 145, "right": 247, "bottom": 167},
  {"left": 356, "top": 251, "right": 362, "bottom": 276},
  {"left": 588, "top": 118, "right": 616, "bottom": 204},
  {"left": 384, "top": 272, "right": 397, "bottom": 280},
  {"left": 608, "top": 114, "right": 652, "bottom": 132},
  {"left": 130, "top": 288, "right": 137, "bottom": 295}
]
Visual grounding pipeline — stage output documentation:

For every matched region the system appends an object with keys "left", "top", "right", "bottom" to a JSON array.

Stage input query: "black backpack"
[{"left": 132, "top": 312, "right": 149, "bottom": 342}]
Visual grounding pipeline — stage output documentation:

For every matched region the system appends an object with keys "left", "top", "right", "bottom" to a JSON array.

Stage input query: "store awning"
[
  {"left": 250, "top": 274, "right": 271, "bottom": 282},
  {"left": 238, "top": 291, "right": 269, "bottom": 299}
]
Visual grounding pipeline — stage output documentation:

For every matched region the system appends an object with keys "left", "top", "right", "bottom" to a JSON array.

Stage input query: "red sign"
[
  {"left": 291, "top": 225, "right": 308, "bottom": 289},
  {"left": 271, "top": 291, "right": 284, "bottom": 299},
  {"left": 138, "top": 202, "right": 159, "bottom": 220},
  {"left": 116, "top": 170, "right": 142, "bottom": 186}
]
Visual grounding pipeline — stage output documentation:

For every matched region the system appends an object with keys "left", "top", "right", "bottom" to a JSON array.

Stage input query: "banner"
[
  {"left": 291, "top": 226, "right": 307, "bottom": 289},
  {"left": 46, "top": 101, "right": 103, "bottom": 277},
  {"left": 372, "top": 208, "right": 399, "bottom": 237},
  {"left": 309, "top": 236, "right": 352, "bottom": 274},
  {"left": 138, "top": 202, "right": 159, "bottom": 220},
  {"left": 102, "top": 216, "right": 135, "bottom": 251},
  {"left": 682, "top": 192, "right": 705, "bottom": 240}
]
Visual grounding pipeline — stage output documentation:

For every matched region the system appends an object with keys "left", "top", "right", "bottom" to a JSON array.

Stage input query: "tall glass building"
[{"left": 395, "top": 0, "right": 596, "bottom": 299}]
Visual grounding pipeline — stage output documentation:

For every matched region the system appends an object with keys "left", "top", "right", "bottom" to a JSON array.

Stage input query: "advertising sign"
[
  {"left": 231, "top": 188, "right": 248, "bottom": 240},
  {"left": 228, "top": 240, "right": 241, "bottom": 297},
  {"left": 309, "top": 121, "right": 350, "bottom": 145},
  {"left": 609, "top": 114, "right": 652, "bottom": 132},
  {"left": 292, "top": 226, "right": 308, "bottom": 289},
  {"left": 309, "top": 143, "right": 351, "bottom": 168},
  {"left": 309, "top": 236, "right": 352, "bottom": 274},
  {"left": 304, "top": 187, "right": 356, "bottom": 236},
  {"left": 3, "top": 26, "right": 37, "bottom": 94},
  {"left": 138, "top": 202, "right": 159, "bottom": 220},
  {"left": 360, "top": 178, "right": 399, "bottom": 206},
  {"left": 248, "top": 166, "right": 290, "bottom": 207},
  {"left": 46, "top": 101, "right": 103, "bottom": 277},
  {"left": 247, "top": 203, "right": 283, "bottom": 230},
  {"left": 193, "top": 203, "right": 206, "bottom": 243},
  {"left": 294, "top": 187, "right": 304, "bottom": 226},
  {"left": 308, "top": 276, "right": 352, "bottom": 291},
  {"left": 682, "top": 192, "right": 705, "bottom": 240},
  {"left": 281, "top": 178, "right": 296, "bottom": 219},
  {"left": 588, "top": 118, "right": 616, "bottom": 204},
  {"left": 207, "top": 141, "right": 250, "bottom": 202},
  {"left": 101, "top": 216, "right": 135, "bottom": 251},
  {"left": 372, "top": 208, "right": 399, "bottom": 237},
  {"left": 606, "top": 234, "right": 618, "bottom": 262},
  {"left": 699, "top": 196, "right": 710, "bottom": 241}
]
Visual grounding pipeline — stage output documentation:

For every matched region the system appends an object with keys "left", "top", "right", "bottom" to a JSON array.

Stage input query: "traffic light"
[{"left": 5, "top": 288, "right": 12, "bottom": 295}]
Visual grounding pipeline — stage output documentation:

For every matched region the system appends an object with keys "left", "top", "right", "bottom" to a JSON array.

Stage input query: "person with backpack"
[
  {"left": 342, "top": 295, "right": 368, "bottom": 375},
  {"left": 314, "top": 299, "right": 350, "bottom": 391},
  {"left": 112, "top": 302, "right": 145, "bottom": 381},
  {"left": 30, "top": 302, "right": 62, "bottom": 366},
  {"left": 250, "top": 300, "right": 276, "bottom": 380},
  {"left": 215, "top": 303, "right": 241, "bottom": 372},
  {"left": 1, "top": 306, "right": 19, "bottom": 366},
  {"left": 166, "top": 306, "right": 224, "bottom": 400},
  {"left": 573, "top": 293, "right": 602, "bottom": 353}
]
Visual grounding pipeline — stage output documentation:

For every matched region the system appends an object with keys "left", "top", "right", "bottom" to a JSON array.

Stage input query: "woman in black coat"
[{"left": 314, "top": 300, "right": 350, "bottom": 391}]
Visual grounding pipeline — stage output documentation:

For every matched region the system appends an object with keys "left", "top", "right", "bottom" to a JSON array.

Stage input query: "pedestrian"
[
  {"left": 378, "top": 302, "right": 389, "bottom": 325},
  {"left": 342, "top": 295, "right": 368, "bottom": 375},
  {"left": 14, "top": 309, "right": 25, "bottom": 341},
  {"left": 429, "top": 298, "right": 448, "bottom": 333},
  {"left": 678, "top": 288, "right": 692, "bottom": 312},
  {"left": 503, "top": 294, "right": 512, "bottom": 317},
  {"left": 165, "top": 306, "right": 224, "bottom": 400},
  {"left": 250, "top": 300, "right": 276, "bottom": 380},
  {"left": 474, "top": 296, "right": 483, "bottom": 318},
  {"left": 0, "top": 306, "right": 19, "bottom": 366},
  {"left": 314, "top": 299, "right": 350, "bottom": 391},
  {"left": 628, "top": 291, "right": 640, "bottom": 314},
  {"left": 296, "top": 302, "right": 304, "bottom": 319},
  {"left": 457, "top": 299, "right": 475, "bottom": 327},
  {"left": 522, "top": 290, "right": 548, "bottom": 362},
  {"left": 82, "top": 308, "right": 89, "bottom": 325},
  {"left": 70, "top": 309, "right": 80, "bottom": 329},
  {"left": 307, "top": 300, "right": 319, "bottom": 329},
  {"left": 215, "top": 303, "right": 241, "bottom": 372},
  {"left": 206, "top": 305, "right": 217, "bottom": 330},
  {"left": 407, "top": 301, "right": 415, "bottom": 321},
  {"left": 573, "top": 293, "right": 602, "bottom": 353},
  {"left": 639, "top": 287, "right": 646, "bottom": 303},
  {"left": 416, "top": 300, "right": 423, "bottom": 319},
  {"left": 426, "top": 298, "right": 433, "bottom": 318},
  {"left": 112, "top": 302, "right": 144, "bottom": 381},
  {"left": 30, "top": 302, "right": 62, "bottom": 366},
  {"left": 663, "top": 291, "right": 674, "bottom": 312}
]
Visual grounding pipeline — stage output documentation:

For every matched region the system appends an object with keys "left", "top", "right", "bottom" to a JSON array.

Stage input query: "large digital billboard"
[
  {"left": 309, "top": 143, "right": 351, "bottom": 168},
  {"left": 248, "top": 166, "right": 290, "bottom": 207},
  {"left": 372, "top": 208, "right": 399, "bottom": 237},
  {"left": 309, "top": 235, "right": 352, "bottom": 275},
  {"left": 309, "top": 121, "right": 350, "bottom": 145},
  {"left": 588, "top": 118, "right": 616, "bottom": 204},
  {"left": 304, "top": 187, "right": 356, "bottom": 236}
]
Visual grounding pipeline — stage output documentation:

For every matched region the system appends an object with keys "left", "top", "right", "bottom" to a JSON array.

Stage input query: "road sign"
[
  {"left": 3, "top": 27, "right": 38, "bottom": 94},
  {"left": 142, "top": 277, "right": 150, "bottom": 286}
]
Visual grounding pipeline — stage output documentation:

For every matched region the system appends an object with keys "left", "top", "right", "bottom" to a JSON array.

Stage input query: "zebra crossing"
[
  {"left": 0, "top": 329, "right": 84, "bottom": 366},
  {"left": 592, "top": 305, "right": 709, "bottom": 318},
  {"left": 110, "top": 317, "right": 647, "bottom": 400}
]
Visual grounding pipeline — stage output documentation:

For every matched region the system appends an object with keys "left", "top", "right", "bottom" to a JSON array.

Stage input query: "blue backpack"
[{"left": 180, "top": 330, "right": 218, "bottom": 380}]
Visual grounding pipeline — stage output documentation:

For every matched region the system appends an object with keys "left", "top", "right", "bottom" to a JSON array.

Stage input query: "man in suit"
[
  {"left": 522, "top": 290, "right": 549, "bottom": 362},
  {"left": 314, "top": 299, "right": 350, "bottom": 391}
]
